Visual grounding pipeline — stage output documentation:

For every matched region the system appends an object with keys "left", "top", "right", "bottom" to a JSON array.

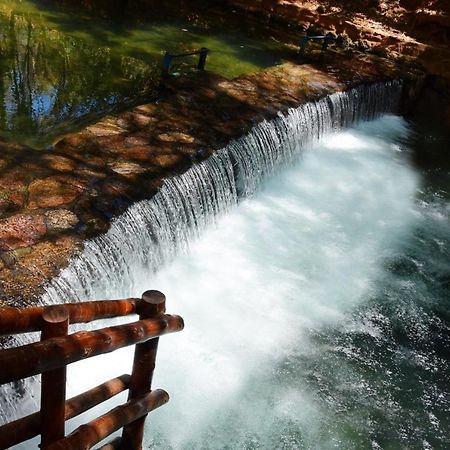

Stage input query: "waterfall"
[
  {"left": 42, "top": 81, "right": 401, "bottom": 304},
  {"left": 1, "top": 81, "right": 402, "bottom": 432}
]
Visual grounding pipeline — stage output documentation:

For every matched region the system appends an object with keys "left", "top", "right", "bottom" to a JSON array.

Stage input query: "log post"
[
  {"left": 121, "top": 291, "right": 166, "bottom": 450},
  {"left": 40, "top": 305, "right": 69, "bottom": 448}
]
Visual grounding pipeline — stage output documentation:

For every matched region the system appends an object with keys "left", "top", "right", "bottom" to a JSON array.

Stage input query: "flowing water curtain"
[{"left": 43, "top": 81, "right": 402, "bottom": 305}]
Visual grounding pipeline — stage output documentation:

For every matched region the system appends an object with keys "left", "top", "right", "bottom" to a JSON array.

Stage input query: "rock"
[
  {"left": 356, "top": 39, "right": 370, "bottom": 52},
  {"left": 0, "top": 214, "right": 47, "bottom": 250},
  {"left": 371, "top": 45, "right": 388, "bottom": 57},
  {"left": 157, "top": 132, "right": 195, "bottom": 144},
  {"left": 336, "top": 32, "right": 352, "bottom": 47},
  {"left": 28, "top": 177, "right": 82, "bottom": 209},
  {"left": 109, "top": 161, "right": 147, "bottom": 175},
  {"left": 0, "top": 191, "right": 26, "bottom": 214},
  {"left": 41, "top": 154, "right": 77, "bottom": 172},
  {"left": 124, "top": 136, "right": 149, "bottom": 146},
  {"left": 86, "top": 120, "right": 125, "bottom": 136},
  {"left": 154, "top": 154, "right": 185, "bottom": 168},
  {"left": 44, "top": 209, "right": 79, "bottom": 232}
]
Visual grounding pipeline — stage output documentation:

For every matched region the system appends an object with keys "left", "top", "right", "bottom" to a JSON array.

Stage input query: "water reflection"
[
  {"left": 0, "top": 0, "right": 290, "bottom": 148},
  {"left": 0, "top": 9, "right": 158, "bottom": 147}
]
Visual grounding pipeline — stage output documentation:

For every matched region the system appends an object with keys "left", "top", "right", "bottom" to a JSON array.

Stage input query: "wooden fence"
[{"left": 0, "top": 290, "right": 184, "bottom": 449}]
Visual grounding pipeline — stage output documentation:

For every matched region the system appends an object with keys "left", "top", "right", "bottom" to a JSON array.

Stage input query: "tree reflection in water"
[{"left": 0, "top": 7, "right": 159, "bottom": 148}]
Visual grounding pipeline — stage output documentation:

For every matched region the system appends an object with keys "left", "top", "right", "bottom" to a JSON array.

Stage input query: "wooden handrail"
[
  {"left": 0, "top": 298, "right": 140, "bottom": 336},
  {"left": 0, "top": 290, "right": 182, "bottom": 449},
  {"left": 0, "top": 374, "right": 131, "bottom": 449},
  {"left": 0, "top": 314, "right": 184, "bottom": 384},
  {"left": 45, "top": 390, "right": 169, "bottom": 450}
]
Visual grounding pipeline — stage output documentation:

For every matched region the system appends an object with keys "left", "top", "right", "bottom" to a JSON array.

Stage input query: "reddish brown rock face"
[
  {"left": 44, "top": 210, "right": 79, "bottom": 232},
  {"left": 28, "top": 177, "right": 83, "bottom": 209},
  {"left": 0, "top": 214, "right": 47, "bottom": 251}
]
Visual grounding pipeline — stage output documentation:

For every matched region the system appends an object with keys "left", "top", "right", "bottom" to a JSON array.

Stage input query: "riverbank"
[{"left": 0, "top": 48, "right": 421, "bottom": 305}]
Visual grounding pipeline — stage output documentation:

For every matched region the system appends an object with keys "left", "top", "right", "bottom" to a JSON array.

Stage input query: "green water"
[{"left": 0, "top": 0, "right": 290, "bottom": 148}]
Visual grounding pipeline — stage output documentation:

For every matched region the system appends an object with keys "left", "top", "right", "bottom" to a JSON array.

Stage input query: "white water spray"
[{"left": 4, "top": 82, "right": 422, "bottom": 448}]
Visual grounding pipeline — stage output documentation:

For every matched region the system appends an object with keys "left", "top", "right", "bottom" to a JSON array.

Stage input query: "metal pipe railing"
[
  {"left": 162, "top": 47, "right": 209, "bottom": 77},
  {"left": 299, "top": 33, "right": 336, "bottom": 56}
]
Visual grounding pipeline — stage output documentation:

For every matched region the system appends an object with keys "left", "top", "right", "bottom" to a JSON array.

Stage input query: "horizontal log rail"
[
  {"left": 0, "top": 374, "right": 131, "bottom": 449},
  {"left": 46, "top": 389, "right": 169, "bottom": 450},
  {"left": 0, "top": 290, "right": 184, "bottom": 449},
  {"left": 0, "top": 298, "right": 140, "bottom": 336},
  {"left": 0, "top": 314, "right": 183, "bottom": 384}
]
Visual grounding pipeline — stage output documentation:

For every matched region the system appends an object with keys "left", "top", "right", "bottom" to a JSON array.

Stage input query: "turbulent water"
[{"left": 4, "top": 83, "right": 450, "bottom": 449}]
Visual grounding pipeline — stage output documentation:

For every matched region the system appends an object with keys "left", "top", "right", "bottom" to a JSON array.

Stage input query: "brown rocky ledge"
[{"left": 0, "top": 50, "right": 421, "bottom": 306}]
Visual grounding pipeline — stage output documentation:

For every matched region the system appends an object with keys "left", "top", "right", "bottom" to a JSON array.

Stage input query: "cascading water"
[
  {"left": 41, "top": 81, "right": 401, "bottom": 303},
  {"left": 6, "top": 81, "right": 449, "bottom": 448}
]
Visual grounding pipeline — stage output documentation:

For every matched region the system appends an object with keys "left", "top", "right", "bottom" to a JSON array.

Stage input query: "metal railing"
[
  {"left": 0, "top": 290, "right": 184, "bottom": 449},
  {"left": 162, "top": 47, "right": 209, "bottom": 77},
  {"left": 299, "top": 33, "right": 336, "bottom": 56}
]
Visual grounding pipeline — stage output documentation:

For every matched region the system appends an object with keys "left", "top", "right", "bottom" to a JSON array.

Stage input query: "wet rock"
[
  {"left": 0, "top": 214, "right": 46, "bottom": 250},
  {"left": 124, "top": 146, "right": 154, "bottom": 161},
  {"left": 44, "top": 209, "right": 79, "bottom": 232},
  {"left": 356, "top": 39, "right": 370, "bottom": 52},
  {"left": 28, "top": 177, "right": 82, "bottom": 209}
]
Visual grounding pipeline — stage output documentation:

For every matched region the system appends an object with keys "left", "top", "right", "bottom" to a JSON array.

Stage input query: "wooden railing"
[{"left": 0, "top": 290, "right": 184, "bottom": 449}]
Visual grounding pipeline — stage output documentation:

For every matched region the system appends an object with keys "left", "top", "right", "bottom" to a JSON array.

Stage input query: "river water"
[
  {"left": 6, "top": 87, "right": 449, "bottom": 448},
  {"left": 59, "top": 115, "right": 450, "bottom": 448}
]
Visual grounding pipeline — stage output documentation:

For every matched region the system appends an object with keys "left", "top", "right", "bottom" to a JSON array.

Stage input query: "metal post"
[
  {"left": 40, "top": 306, "right": 69, "bottom": 448},
  {"left": 299, "top": 35, "right": 308, "bottom": 56},
  {"left": 162, "top": 52, "right": 172, "bottom": 77},
  {"left": 197, "top": 47, "right": 209, "bottom": 70},
  {"left": 121, "top": 291, "right": 166, "bottom": 450},
  {"left": 323, "top": 33, "right": 334, "bottom": 51}
]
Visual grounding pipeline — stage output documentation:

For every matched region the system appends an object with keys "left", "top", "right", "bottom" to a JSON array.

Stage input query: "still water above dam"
[{"left": 0, "top": 0, "right": 289, "bottom": 147}]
